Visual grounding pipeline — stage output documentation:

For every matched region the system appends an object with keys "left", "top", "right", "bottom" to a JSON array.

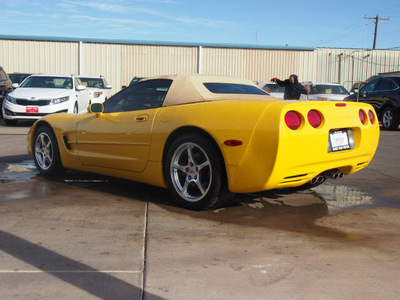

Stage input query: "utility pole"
[{"left": 364, "top": 14, "right": 390, "bottom": 49}]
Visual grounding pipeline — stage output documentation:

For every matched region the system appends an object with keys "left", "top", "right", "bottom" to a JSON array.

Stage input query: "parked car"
[
  {"left": 301, "top": 82, "right": 350, "bottom": 101},
  {"left": 344, "top": 75, "right": 400, "bottom": 130},
  {"left": 0, "top": 66, "right": 13, "bottom": 118},
  {"left": 122, "top": 77, "right": 145, "bottom": 89},
  {"left": 350, "top": 73, "right": 400, "bottom": 93},
  {"left": 257, "top": 81, "right": 285, "bottom": 99},
  {"left": 8, "top": 73, "right": 32, "bottom": 86},
  {"left": 2, "top": 74, "right": 90, "bottom": 125},
  {"left": 77, "top": 76, "right": 112, "bottom": 104},
  {"left": 27, "top": 75, "right": 379, "bottom": 210}
]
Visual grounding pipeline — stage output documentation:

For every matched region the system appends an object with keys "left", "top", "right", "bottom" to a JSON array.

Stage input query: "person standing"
[{"left": 271, "top": 74, "right": 308, "bottom": 100}]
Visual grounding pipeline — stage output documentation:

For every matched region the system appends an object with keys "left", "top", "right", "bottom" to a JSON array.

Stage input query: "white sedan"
[
  {"left": 301, "top": 82, "right": 350, "bottom": 101},
  {"left": 2, "top": 74, "right": 90, "bottom": 125},
  {"left": 77, "top": 76, "right": 112, "bottom": 104}
]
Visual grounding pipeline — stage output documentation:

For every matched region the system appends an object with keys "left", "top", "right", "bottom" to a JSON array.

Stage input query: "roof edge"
[{"left": 0, "top": 34, "right": 315, "bottom": 51}]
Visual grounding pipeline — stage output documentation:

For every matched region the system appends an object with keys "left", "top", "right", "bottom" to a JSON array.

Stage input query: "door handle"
[{"left": 135, "top": 114, "right": 149, "bottom": 122}]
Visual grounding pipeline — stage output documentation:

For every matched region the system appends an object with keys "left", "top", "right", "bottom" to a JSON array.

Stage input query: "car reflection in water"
[{"left": 311, "top": 183, "right": 373, "bottom": 213}]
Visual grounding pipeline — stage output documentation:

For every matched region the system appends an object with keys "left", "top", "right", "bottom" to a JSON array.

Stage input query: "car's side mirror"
[
  {"left": 362, "top": 91, "right": 368, "bottom": 98},
  {"left": 353, "top": 88, "right": 359, "bottom": 94},
  {"left": 76, "top": 85, "right": 86, "bottom": 91},
  {"left": 105, "top": 85, "right": 112, "bottom": 89},
  {"left": 88, "top": 103, "right": 104, "bottom": 116},
  {"left": 12, "top": 83, "right": 19, "bottom": 89}
]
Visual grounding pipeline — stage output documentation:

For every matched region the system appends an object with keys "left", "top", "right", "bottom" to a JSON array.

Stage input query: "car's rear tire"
[
  {"left": 4, "top": 119, "right": 18, "bottom": 126},
  {"left": 164, "top": 133, "right": 231, "bottom": 210},
  {"left": 381, "top": 106, "right": 399, "bottom": 130},
  {"left": 33, "top": 126, "right": 64, "bottom": 176}
]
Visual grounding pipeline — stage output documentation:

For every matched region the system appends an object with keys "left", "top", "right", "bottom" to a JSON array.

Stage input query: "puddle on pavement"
[
  {"left": 0, "top": 160, "right": 39, "bottom": 181},
  {"left": 0, "top": 160, "right": 145, "bottom": 202},
  {"left": 311, "top": 184, "right": 374, "bottom": 213},
  {"left": 1, "top": 160, "right": 398, "bottom": 239},
  {"left": 153, "top": 181, "right": 397, "bottom": 240},
  {"left": 0, "top": 160, "right": 54, "bottom": 201}
]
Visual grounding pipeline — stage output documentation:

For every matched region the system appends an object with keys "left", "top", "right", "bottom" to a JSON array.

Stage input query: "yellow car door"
[
  {"left": 75, "top": 109, "right": 156, "bottom": 172},
  {"left": 75, "top": 79, "right": 172, "bottom": 173}
]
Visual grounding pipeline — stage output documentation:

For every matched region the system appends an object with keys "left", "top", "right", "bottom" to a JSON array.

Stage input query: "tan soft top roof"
[{"left": 140, "top": 74, "right": 276, "bottom": 106}]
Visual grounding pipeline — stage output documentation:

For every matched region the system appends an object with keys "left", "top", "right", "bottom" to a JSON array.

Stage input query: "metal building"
[{"left": 1, "top": 35, "right": 399, "bottom": 95}]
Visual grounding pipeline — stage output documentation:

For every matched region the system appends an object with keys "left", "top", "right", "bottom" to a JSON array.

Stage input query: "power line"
[
  {"left": 364, "top": 14, "right": 390, "bottom": 49},
  {"left": 315, "top": 20, "right": 364, "bottom": 46}
]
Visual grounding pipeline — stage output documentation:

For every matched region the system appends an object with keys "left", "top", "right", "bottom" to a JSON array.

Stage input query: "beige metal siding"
[
  {"left": 81, "top": 43, "right": 122, "bottom": 95},
  {"left": 1, "top": 37, "right": 399, "bottom": 94},
  {"left": 202, "top": 48, "right": 304, "bottom": 81},
  {"left": 201, "top": 47, "right": 320, "bottom": 85},
  {"left": 0, "top": 39, "right": 78, "bottom": 75},
  {"left": 314, "top": 48, "right": 400, "bottom": 90},
  {"left": 121, "top": 45, "right": 198, "bottom": 88}
]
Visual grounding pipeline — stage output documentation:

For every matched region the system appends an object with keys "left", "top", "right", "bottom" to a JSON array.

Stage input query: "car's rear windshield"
[
  {"left": 309, "top": 85, "right": 349, "bottom": 95},
  {"left": 79, "top": 77, "right": 105, "bottom": 88},
  {"left": 20, "top": 76, "right": 72, "bottom": 89},
  {"left": 204, "top": 82, "right": 267, "bottom": 95}
]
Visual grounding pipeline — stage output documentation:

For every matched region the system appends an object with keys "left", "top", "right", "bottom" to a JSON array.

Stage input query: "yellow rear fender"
[
  {"left": 150, "top": 100, "right": 277, "bottom": 165},
  {"left": 227, "top": 101, "right": 380, "bottom": 192}
]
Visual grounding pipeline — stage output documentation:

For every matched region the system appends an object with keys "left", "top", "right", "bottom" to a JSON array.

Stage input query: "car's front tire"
[
  {"left": 164, "top": 133, "right": 231, "bottom": 210},
  {"left": 33, "top": 126, "right": 64, "bottom": 176}
]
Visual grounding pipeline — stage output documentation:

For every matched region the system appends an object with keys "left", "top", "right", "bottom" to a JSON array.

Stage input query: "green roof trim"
[{"left": 0, "top": 34, "right": 315, "bottom": 51}]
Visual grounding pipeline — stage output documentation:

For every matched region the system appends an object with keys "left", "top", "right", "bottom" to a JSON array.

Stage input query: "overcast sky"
[{"left": 1, "top": 0, "right": 399, "bottom": 49}]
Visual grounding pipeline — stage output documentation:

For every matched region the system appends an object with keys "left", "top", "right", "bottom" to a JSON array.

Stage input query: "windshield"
[
  {"left": 79, "top": 77, "right": 105, "bottom": 88},
  {"left": 20, "top": 76, "right": 73, "bottom": 89},
  {"left": 310, "top": 85, "right": 349, "bottom": 95},
  {"left": 103, "top": 79, "right": 172, "bottom": 113}
]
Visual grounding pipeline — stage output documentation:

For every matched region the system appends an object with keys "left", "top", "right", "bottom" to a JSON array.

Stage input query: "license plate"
[
  {"left": 26, "top": 107, "right": 39, "bottom": 114},
  {"left": 329, "top": 129, "right": 350, "bottom": 152}
]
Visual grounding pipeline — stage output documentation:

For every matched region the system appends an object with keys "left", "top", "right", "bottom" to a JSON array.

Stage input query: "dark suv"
[
  {"left": 0, "top": 67, "right": 13, "bottom": 118},
  {"left": 344, "top": 75, "right": 400, "bottom": 130}
]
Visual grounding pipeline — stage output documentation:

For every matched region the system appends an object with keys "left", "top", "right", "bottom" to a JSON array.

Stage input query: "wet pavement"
[{"left": 1, "top": 119, "right": 400, "bottom": 299}]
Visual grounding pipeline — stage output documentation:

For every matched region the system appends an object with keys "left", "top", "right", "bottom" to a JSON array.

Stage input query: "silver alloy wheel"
[
  {"left": 170, "top": 142, "right": 212, "bottom": 202},
  {"left": 382, "top": 109, "right": 393, "bottom": 128},
  {"left": 34, "top": 132, "right": 53, "bottom": 170}
]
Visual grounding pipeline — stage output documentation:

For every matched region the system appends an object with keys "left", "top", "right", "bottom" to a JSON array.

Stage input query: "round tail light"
[
  {"left": 368, "top": 110, "right": 375, "bottom": 124},
  {"left": 307, "top": 110, "right": 322, "bottom": 128},
  {"left": 285, "top": 111, "right": 302, "bottom": 130},
  {"left": 359, "top": 109, "right": 367, "bottom": 124}
]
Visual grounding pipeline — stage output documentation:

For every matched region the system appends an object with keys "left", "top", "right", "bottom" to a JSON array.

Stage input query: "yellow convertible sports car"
[{"left": 27, "top": 75, "right": 380, "bottom": 210}]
